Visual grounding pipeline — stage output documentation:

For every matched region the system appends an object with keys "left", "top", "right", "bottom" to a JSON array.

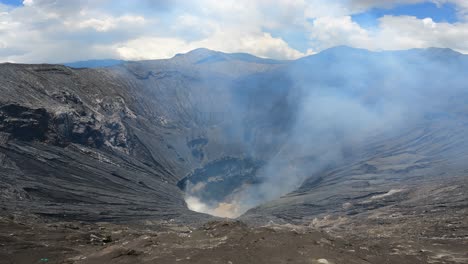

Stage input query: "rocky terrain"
[{"left": 0, "top": 47, "right": 467, "bottom": 263}]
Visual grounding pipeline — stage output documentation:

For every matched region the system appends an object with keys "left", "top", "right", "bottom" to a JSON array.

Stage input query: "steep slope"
[{"left": 242, "top": 47, "right": 468, "bottom": 223}]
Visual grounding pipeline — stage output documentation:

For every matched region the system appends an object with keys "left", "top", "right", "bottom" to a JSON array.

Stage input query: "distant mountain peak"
[
  {"left": 174, "top": 48, "right": 219, "bottom": 58},
  {"left": 296, "top": 46, "right": 464, "bottom": 64},
  {"left": 417, "top": 47, "right": 462, "bottom": 58},
  {"left": 174, "top": 48, "right": 285, "bottom": 65}
]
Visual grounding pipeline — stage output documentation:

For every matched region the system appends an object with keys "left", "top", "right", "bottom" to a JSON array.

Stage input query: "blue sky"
[
  {"left": 352, "top": 2, "right": 458, "bottom": 28},
  {"left": 0, "top": 0, "right": 467, "bottom": 62},
  {"left": 1, "top": 0, "right": 22, "bottom": 6}
]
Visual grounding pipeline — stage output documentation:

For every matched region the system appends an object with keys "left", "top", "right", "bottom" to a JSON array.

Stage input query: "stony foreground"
[{"left": 1, "top": 214, "right": 467, "bottom": 264}]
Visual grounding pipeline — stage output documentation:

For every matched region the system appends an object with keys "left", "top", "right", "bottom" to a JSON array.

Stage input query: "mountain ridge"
[{"left": 55, "top": 46, "right": 466, "bottom": 70}]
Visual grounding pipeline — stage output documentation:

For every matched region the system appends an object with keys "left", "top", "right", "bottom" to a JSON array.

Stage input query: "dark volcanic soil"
[{"left": 2, "top": 216, "right": 466, "bottom": 264}]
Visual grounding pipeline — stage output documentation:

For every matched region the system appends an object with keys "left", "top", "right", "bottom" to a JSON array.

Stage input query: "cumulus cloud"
[
  {"left": 308, "top": 16, "right": 371, "bottom": 50},
  {"left": 73, "top": 15, "right": 146, "bottom": 32},
  {"left": 308, "top": 15, "right": 468, "bottom": 53},
  {"left": 0, "top": 0, "right": 467, "bottom": 62}
]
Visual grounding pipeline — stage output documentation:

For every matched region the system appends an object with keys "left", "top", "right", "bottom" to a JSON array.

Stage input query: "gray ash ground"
[{"left": 1, "top": 212, "right": 466, "bottom": 264}]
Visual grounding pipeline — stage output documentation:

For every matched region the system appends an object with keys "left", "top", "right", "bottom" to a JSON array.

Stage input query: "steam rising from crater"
[
  {"left": 181, "top": 47, "right": 467, "bottom": 218},
  {"left": 185, "top": 195, "right": 243, "bottom": 218}
]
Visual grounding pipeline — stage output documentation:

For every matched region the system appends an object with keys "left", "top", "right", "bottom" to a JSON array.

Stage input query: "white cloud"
[
  {"left": 72, "top": 15, "right": 146, "bottom": 32},
  {"left": 115, "top": 31, "right": 308, "bottom": 60},
  {"left": 193, "top": 31, "right": 308, "bottom": 59},
  {"left": 308, "top": 16, "right": 371, "bottom": 50},
  {"left": 115, "top": 37, "right": 188, "bottom": 60},
  {"left": 306, "top": 14, "right": 468, "bottom": 53},
  {"left": 0, "top": 0, "right": 467, "bottom": 63},
  {"left": 22, "top": 0, "right": 34, "bottom": 6},
  {"left": 376, "top": 15, "right": 468, "bottom": 52}
]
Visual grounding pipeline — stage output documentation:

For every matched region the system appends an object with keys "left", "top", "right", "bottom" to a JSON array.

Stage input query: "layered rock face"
[
  {"left": 0, "top": 47, "right": 467, "bottom": 229},
  {"left": 0, "top": 49, "right": 288, "bottom": 222}
]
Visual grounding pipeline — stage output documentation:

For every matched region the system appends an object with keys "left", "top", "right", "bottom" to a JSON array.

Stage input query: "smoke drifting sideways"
[{"left": 183, "top": 47, "right": 468, "bottom": 218}]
